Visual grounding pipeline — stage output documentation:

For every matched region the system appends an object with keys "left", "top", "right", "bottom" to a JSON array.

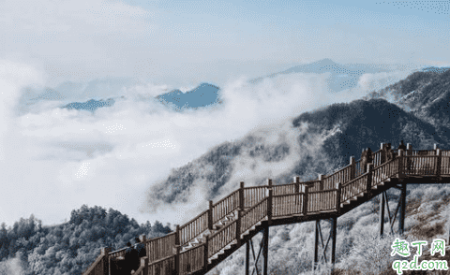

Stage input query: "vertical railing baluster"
[
  {"left": 175, "top": 225, "right": 180, "bottom": 275},
  {"left": 267, "top": 179, "right": 273, "bottom": 225},
  {"left": 303, "top": 184, "right": 309, "bottom": 216},
  {"left": 336, "top": 182, "right": 341, "bottom": 214},
  {"left": 366, "top": 164, "right": 373, "bottom": 197},
  {"left": 397, "top": 148, "right": 404, "bottom": 179},
  {"left": 436, "top": 147, "right": 441, "bottom": 177},
  {"left": 236, "top": 210, "right": 241, "bottom": 246}
]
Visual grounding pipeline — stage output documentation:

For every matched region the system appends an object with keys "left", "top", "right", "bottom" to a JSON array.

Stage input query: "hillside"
[
  {"left": 0, "top": 205, "right": 171, "bottom": 275},
  {"left": 365, "top": 68, "right": 450, "bottom": 129},
  {"left": 147, "top": 98, "right": 449, "bottom": 210}
]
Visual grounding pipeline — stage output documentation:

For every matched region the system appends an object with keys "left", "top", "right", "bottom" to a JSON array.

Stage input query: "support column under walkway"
[
  {"left": 244, "top": 226, "right": 269, "bottom": 275},
  {"left": 313, "top": 216, "right": 337, "bottom": 272}
]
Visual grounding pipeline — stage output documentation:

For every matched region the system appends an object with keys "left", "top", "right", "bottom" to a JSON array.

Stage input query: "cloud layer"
[{"left": 0, "top": 59, "right": 417, "bottom": 227}]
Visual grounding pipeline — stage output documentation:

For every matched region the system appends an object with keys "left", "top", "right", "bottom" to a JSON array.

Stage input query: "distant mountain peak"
[{"left": 312, "top": 58, "right": 337, "bottom": 66}]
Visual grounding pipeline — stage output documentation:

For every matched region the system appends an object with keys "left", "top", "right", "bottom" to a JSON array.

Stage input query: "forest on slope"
[{"left": 0, "top": 205, "right": 171, "bottom": 275}]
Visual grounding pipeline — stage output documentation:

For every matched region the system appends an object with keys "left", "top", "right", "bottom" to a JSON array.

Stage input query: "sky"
[{"left": 0, "top": 0, "right": 449, "bottom": 228}]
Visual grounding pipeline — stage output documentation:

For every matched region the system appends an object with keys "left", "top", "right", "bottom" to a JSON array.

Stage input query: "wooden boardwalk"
[{"left": 83, "top": 145, "right": 450, "bottom": 275}]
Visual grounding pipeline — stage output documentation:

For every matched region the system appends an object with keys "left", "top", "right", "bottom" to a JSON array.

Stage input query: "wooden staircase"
[{"left": 83, "top": 145, "right": 450, "bottom": 275}]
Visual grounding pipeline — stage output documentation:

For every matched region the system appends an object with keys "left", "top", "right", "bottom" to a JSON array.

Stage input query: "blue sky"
[{"left": 0, "top": 0, "right": 449, "bottom": 87}]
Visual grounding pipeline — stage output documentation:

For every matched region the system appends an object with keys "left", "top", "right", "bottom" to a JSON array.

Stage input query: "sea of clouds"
[{"left": 0, "top": 59, "right": 416, "bottom": 229}]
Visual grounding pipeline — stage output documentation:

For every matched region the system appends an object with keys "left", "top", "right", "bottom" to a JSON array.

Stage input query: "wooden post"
[
  {"left": 349, "top": 156, "right": 355, "bottom": 180},
  {"left": 399, "top": 183, "right": 406, "bottom": 235},
  {"left": 380, "top": 143, "right": 386, "bottom": 165},
  {"left": 294, "top": 176, "right": 300, "bottom": 206},
  {"left": 336, "top": 183, "right": 341, "bottom": 214},
  {"left": 208, "top": 200, "right": 213, "bottom": 230},
  {"left": 236, "top": 209, "right": 241, "bottom": 246},
  {"left": 398, "top": 149, "right": 404, "bottom": 179},
  {"left": 366, "top": 164, "right": 373, "bottom": 197},
  {"left": 313, "top": 220, "right": 319, "bottom": 271},
  {"left": 379, "top": 192, "right": 385, "bottom": 236},
  {"left": 267, "top": 179, "right": 273, "bottom": 225},
  {"left": 318, "top": 174, "right": 325, "bottom": 191},
  {"left": 407, "top": 143, "right": 412, "bottom": 155},
  {"left": 175, "top": 225, "right": 180, "bottom": 275},
  {"left": 204, "top": 235, "right": 209, "bottom": 272},
  {"left": 436, "top": 148, "right": 442, "bottom": 177},
  {"left": 262, "top": 227, "right": 269, "bottom": 275},
  {"left": 240, "top": 181, "right": 245, "bottom": 211},
  {"left": 101, "top": 247, "right": 111, "bottom": 275},
  {"left": 141, "top": 257, "right": 149, "bottom": 275},
  {"left": 330, "top": 217, "right": 337, "bottom": 265},
  {"left": 245, "top": 241, "right": 250, "bottom": 275},
  {"left": 303, "top": 184, "right": 309, "bottom": 216},
  {"left": 139, "top": 234, "right": 147, "bottom": 243}
]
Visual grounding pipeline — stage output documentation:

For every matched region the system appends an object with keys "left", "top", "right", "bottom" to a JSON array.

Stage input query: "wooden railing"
[
  {"left": 404, "top": 155, "right": 437, "bottom": 175},
  {"left": 240, "top": 198, "right": 268, "bottom": 234},
  {"left": 272, "top": 193, "right": 304, "bottom": 217},
  {"left": 108, "top": 247, "right": 127, "bottom": 259},
  {"left": 341, "top": 173, "right": 368, "bottom": 203},
  {"left": 323, "top": 164, "right": 352, "bottom": 190},
  {"left": 146, "top": 232, "right": 177, "bottom": 263},
  {"left": 307, "top": 189, "right": 338, "bottom": 213},
  {"left": 85, "top": 145, "right": 450, "bottom": 275},
  {"left": 211, "top": 190, "right": 240, "bottom": 224},
  {"left": 208, "top": 220, "right": 237, "bottom": 258},
  {"left": 179, "top": 210, "right": 209, "bottom": 246},
  {"left": 82, "top": 248, "right": 110, "bottom": 275},
  {"left": 272, "top": 182, "right": 298, "bottom": 196},
  {"left": 180, "top": 245, "right": 205, "bottom": 274},
  {"left": 243, "top": 186, "right": 266, "bottom": 208},
  {"left": 372, "top": 158, "right": 399, "bottom": 186},
  {"left": 148, "top": 255, "right": 176, "bottom": 275}
]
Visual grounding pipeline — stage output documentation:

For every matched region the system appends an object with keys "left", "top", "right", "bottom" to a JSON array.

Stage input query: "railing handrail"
[
  {"left": 109, "top": 247, "right": 128, "bottom": 255},
  {"left": 212, "top": 189, "right": 240, "bottom": 207},
  {"left": 208, "top": 219, "right": 237, "bottom": 240},
  {"left": 242, "top": 197, "right": 268, "bottom": 216},
  {"left": 145, "top": 231, "right": 176, "bottom": 243},
  {"left": 148, "top": 254, "right": 176, "bottom": 266},
  {"left": 82, "top": 251, "right": 105, "bottom": 275},
  {"left": 178, "top": 210, "right": 209, "bottom": 231}
]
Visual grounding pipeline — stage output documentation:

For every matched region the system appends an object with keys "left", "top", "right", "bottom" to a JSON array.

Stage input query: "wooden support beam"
[
  {"left": 330, "top": 217, "right": 337, "bottom": 265},
  {"left": 399, "top": 183, "right": 406, "bottom": 235},
  {"left": 262, "top": 227, "right": 269, "bottom": 275},
  {"left": 245, "top": 241, "right": 250, "bottom": 275},
  {"left": 267, "top": 179, "right": 273, "bottom": 225},
  {"left": 294, "top": 176, "right": 300, "bottom": 206},
  {"left": 379, "top": 192, "right": 385, "bottom": 236},
  {"left": 313, "top": 220, "right": 319, "bottom": 271},
  {"left": 175, "top": 225, "right": 180, "bottom": 275}
]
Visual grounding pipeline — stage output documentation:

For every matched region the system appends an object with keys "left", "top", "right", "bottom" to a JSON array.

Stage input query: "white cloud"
[
  {"left": 0, "top": 0, "right": 153, "bottom": 83},
  {"left": 0, "top": 61, "right": 417, "bottom": 228}
]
